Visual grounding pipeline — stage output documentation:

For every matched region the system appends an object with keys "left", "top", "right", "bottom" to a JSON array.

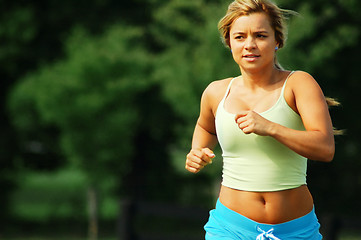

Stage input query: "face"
[{"left": 229, "top": 12, "right": 278, "bottom": 71}]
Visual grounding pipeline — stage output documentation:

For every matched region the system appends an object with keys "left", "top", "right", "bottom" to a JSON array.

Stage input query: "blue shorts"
[{"left": 204, "top": 199, "right": 322, "bottom": 240}]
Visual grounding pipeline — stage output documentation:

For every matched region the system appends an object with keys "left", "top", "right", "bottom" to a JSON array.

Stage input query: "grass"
[
  {"left": 339, "top": 231, "right": 361, "bottom": 240},
  {"left": 1, "top": 238, "right": 116, "bottom": 240}
]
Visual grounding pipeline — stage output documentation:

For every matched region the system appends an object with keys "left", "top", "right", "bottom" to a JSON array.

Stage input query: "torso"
[{"left": 209, "top": 70, "right": 314, "bottom": 224}]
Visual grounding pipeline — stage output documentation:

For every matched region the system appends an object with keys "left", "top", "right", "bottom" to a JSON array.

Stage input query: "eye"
[
  {"left": 257, "top": 34, "right": 267, "bottom": 38},
  {"left": 235, "top": 35, "right": 245, "bottom": 40}
]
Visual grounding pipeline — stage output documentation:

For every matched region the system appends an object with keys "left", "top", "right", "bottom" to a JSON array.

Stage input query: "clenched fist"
[{"left": 185, "top": 148, "right": 215, "bottom": 173}]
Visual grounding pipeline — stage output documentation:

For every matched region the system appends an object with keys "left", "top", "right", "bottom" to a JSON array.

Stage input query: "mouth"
[
  {"left": 243, "top": 54, "right": 260, "bottom": 58},
  {"left": 242, "top": 54, "right": 260, "bottom": 62}
]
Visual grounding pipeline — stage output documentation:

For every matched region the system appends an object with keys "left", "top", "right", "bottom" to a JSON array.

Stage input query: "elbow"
[
  {"left": 319, "top": 145, "right": 335, "bottom": 162},
  {"left": 323, "top": 152, "right": 334, "bottom": 163},
  {"left": 316, "top": 134, "right": 335, "bottom": 162}
]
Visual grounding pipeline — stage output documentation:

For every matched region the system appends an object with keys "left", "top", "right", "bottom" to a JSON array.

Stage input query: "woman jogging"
[{"left": 185, "top": 0, "right": 336, "bottom": 239}]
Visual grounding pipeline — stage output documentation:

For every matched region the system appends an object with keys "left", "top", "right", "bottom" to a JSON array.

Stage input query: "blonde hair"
[{"left": 326, "top": 97, "right": 344, "bottom": 135}]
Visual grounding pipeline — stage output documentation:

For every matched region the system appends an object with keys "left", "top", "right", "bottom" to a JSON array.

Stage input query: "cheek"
[
  {"left": 257, "top": 42, "right": 276, "bottom": 54},
  {"left": 230, "top": 48, "right": 243, "bottom": 64},
  {"left": 229, "top": 41, "right": 243, "bottom": 53}
]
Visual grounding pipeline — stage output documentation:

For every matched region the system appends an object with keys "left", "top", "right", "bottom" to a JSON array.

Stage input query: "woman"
[{"left": 185, "top": 0, "right": 335, "bottom": 239}]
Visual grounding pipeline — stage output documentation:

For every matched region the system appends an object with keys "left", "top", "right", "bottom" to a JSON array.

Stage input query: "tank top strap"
[
  {"left": 221, "top": 77, "right": 237, "bottom": 101},
  {"left": 280, "top": 71, "right": 295, "bottom": 97}
]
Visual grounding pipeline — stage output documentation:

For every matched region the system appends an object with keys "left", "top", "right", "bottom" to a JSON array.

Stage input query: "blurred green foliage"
[
  {"left": 1, "top": 0, "right": 361, "bottom": 237},
  {"left": 10, "top": 168, "right": 89, "bottom": 221},
  {"left": 9, "top": 25, "right": 151, "bottom": 183}
]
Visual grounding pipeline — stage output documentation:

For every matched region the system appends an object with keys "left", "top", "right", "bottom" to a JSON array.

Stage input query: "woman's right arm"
[{"left": 185, "top": 81, "right": 223, "bottom": 173}]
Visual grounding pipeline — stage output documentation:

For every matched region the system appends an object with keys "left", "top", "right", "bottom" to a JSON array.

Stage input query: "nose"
[{"left": 244, "top": 36, "right": 256, "bottom": 49}]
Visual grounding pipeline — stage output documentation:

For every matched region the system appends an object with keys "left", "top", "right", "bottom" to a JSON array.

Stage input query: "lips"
[
  {"left": 243, "top": 54, "right": 260, "bottom": 58},
  {"left": 242, "top": 54, "right": 260, "bottom": 62}
]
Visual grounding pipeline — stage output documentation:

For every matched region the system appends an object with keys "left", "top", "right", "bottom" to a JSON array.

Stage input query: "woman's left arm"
[{"left": 236, "top": 71, "right": 335, "bottom": 162}]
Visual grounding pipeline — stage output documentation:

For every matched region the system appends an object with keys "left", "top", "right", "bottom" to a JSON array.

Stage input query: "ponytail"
[{"left": 325, "top": 97, "right": 344, "bottom": 135}]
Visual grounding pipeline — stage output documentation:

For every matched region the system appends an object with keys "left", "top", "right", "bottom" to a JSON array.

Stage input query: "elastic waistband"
[{"left": 215, "top": 199, "right": 319, "bottom": 235}]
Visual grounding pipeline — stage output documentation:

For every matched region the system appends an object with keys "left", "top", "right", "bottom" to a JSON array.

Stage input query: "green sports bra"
[{"left": 215, "top": 72, "right": 307, "bottom": 192}]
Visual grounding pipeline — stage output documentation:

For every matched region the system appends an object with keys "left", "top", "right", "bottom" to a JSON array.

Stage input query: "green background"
[{"left": 0, "top": 0, "right": 360, "bottom": 239}]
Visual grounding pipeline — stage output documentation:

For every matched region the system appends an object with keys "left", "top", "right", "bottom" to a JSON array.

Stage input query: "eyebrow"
[{"left": 232, "top": 30, "right": 269, "bottom": 35}]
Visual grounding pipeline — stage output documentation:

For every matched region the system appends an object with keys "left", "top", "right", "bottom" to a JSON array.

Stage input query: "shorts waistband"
[{"left": 215, "top": 199, "right": 319, "bottom": 235}]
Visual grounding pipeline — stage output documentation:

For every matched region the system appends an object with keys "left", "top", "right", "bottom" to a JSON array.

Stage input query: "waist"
[
  {"left": 222, "top": 155, "right": 307, "bottom": 192},
  {"left": 219, "top": 185, "right": 314, "bottom": 224}
]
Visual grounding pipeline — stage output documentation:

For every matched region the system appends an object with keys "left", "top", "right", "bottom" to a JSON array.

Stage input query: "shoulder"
[
  {"left": 284, "top": 71, "right": 325, "bottom": 113},
  {"left": 286, "top": 70, "right": 324, "bottom": 98},
  {"left": 203, "top": 77, "right": 233, "bottom": 100},
  {"left": 200, "top": 77, "right": 233, "bottom": 115},
  {"left": 287, "top": 71, "right": 321, "bottom": 90}
]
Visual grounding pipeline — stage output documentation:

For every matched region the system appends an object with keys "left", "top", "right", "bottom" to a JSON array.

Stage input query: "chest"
[{"left": 223, "top": 86, "right": 282, "bottom": 114}]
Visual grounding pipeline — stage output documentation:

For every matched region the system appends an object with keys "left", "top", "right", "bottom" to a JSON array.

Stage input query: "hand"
[
  {"left": 235, "top": 111, "right": 273, "bottom": 136},
  {"left": 185, "top": 148, "right": 215, "bottom": 173}
]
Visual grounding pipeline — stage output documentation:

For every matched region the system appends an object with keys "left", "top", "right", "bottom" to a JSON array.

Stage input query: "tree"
[
  {"left": 9, "top": 24, "right": 181, "bottom": 239},
  {"left": 0, "top": 0, "right": 156, "bottom": 229}
]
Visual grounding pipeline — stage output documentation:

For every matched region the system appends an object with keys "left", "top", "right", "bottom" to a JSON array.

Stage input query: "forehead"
[{"left": 230, "top": 12, "right": 273, "bottom": 33}]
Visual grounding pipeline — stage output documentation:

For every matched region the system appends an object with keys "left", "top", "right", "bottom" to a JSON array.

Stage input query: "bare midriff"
[{"left": 219, "top": 185, "right": 314, "bottom": 224}]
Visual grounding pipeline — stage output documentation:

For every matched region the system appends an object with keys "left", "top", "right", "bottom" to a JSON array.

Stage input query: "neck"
[{"left": 239, "top": 66, "right": 281, "bottom": 89}]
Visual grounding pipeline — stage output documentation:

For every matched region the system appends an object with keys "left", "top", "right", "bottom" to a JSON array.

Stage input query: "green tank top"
[{"left": 215, "top": 72, "right": 307, "bottom": 192}]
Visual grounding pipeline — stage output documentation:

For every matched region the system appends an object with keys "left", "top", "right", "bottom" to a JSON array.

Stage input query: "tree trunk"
[
  {"left": 88, "top": 186, "right": 98, "bottom": 240},
  {"left": 320, "top": 214, "right": 340, "bottom": 240},
  {"left": 117, "top": 197, "right": 137, "bottom": 240}
]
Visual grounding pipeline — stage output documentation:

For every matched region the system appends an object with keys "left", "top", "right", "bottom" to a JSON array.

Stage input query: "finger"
[
  {"left": 191, "top": 148, "right": 203, "bottom": 159},
  {"left": 185, "top": 158, "right": 204, "bottom": 173},
  {"left": 190, "top": 150, "right": 209, "bottom": 166},
  {"left": 238, "top": 121, "right": 247, "bottom": 129},
  {"left": 185, "top": 164, "right": 200, "bottom": 173},
  {"left": 188, "top": 158, "right": 206, "bottom": 169},
  {"left": 191, "top": 149, "right": 212, "bottom": 165},
  {"left": 235, "top": 113, "right": 250, "bottom": 125},
  {"left": 202, "top": 148, "right": 215, "bottom": 163},
  {"left": 186, "top": 154, "right": 205, "bottom": 168},
  {"left": 186, "top": 152, "right": 208, "bottom": 168},
  {"left": 240, "top": 126, "right": 252, "bottom": 134},
  {"left": 235, "top": 116, "right": 247, "bottom": 125},
  {"left": 199, "top": 153, "right": 212, "bottom": 165},
  {"left": 237, "top": 120, "right": 253, "bottom": 134},
  {"left": 235, "top": 111, "right": 249, "bottom": 121}
]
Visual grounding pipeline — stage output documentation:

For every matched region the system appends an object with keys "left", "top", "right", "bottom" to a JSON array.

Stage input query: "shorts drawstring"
[{"left": 256, "top": 227, "right": 281, "bottom": 240}]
